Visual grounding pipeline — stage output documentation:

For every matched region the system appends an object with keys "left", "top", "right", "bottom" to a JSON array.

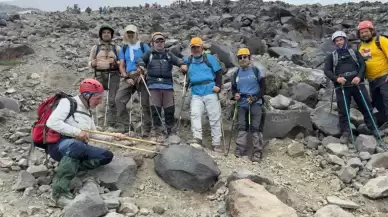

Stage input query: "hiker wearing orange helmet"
[
  {"left": 184, "top": 37, "right": 224, "bottom": 153},
  {"left": 45, "top": 78, "right": 126, "bottom": 208},
  {"left": 231, "top": 48, "right": 265, "bottom": 162},
  {"left": 358, "top": 20, "right": 388, "bottom": 131}
]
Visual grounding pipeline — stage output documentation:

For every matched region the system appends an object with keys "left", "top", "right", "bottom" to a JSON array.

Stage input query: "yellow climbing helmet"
[{"left": 237, "top": 48, "right": 250, "bottom": 56}]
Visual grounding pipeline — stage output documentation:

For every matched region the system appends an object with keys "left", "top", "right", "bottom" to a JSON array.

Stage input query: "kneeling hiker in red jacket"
[{"left": 41, "top": 79, "right": 125, "bottom": 207}]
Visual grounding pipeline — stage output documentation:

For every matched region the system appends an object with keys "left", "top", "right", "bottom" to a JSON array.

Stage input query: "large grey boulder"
[
  {"left": 63, "top": 193, "right": 108, "bottom": 217},
  {"left": 154, "top": 145, "right": 221, "bottom": 192},
  {"left": 90, "top": 157, "right": 137, "bottom": 191}
]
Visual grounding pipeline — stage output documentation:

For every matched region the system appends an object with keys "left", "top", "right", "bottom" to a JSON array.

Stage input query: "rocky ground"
[{"left": 0, "top": 0, "right": 388, "bottom": 216}]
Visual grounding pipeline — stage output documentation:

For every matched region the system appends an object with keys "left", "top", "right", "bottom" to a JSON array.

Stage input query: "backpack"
[
  {"left": 148, "top": 50, "right": 172, "bottom": 67},
  {"left": 187, "top": 53, "right": 227, "bottom": 74},
  {"left": 31, "top": 92, "right": 78, "bottom": 151},
  {"left": 332, "top": 48, "right": 360, "bottom": 74},
  {"left": 122, "top": 42, "right": 146, "bottom": 65},
  {"left": 375, "top": 35, "right": 388, "bottom": 51},
  {"left": 233, "top": 66, "right": 261, "bottom": 85},
  {"left": 95, "top": 44, "right": 119, "bottom": 59}
]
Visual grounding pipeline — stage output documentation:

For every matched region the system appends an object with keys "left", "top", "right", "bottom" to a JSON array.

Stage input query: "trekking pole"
[
  {"left": 140, "top": 91, "right": 143, "bottom": 137},
  {"left": 225, "top": 101, "right": 238, "bottom": 156},
  {"left": 84, "top": 129, "right": 162, "bottom": 145},
  {"left": 357, "top": 85, "right": 387, "bottom": 151},
  {"left": 176, "top": 74, "right": 188, "bottom": 134},
  {"left": 330, "top": 88, "right": 334, "bottom": 113},
  {"left": 217, "top": 93, "right": 227, "bottom": 150},
  {"left": 139, "top": 74, "right": 167, "bottom": 134},
  {"left": 89, "top": 138, "right": 159, "bottom": 153},
  {"left": 129, "top": 96, "right": 133, "bottom": 136},
  {"left": 340, "top": 85, "right": 355, "bottom": 147},
  {"left": 104, "top": 73, "right": 111, "bottom": 127}
]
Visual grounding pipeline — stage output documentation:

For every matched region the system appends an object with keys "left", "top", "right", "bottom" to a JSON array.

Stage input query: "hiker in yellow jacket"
[{"left": 358, "top": 20, "right": 388, "bottom": 131}]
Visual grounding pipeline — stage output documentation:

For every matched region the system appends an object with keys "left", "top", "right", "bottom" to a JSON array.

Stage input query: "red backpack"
[{"left": 31, "top": 92, "right": 77, "bottom": 151}]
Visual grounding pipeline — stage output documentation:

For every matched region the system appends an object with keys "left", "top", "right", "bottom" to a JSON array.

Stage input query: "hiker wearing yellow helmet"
[
  {"left": 184, "top": 37, "right": 224, "bottom": 153},
  {"left": 231, "top": 48, "right": 265, "bottom": 162}
]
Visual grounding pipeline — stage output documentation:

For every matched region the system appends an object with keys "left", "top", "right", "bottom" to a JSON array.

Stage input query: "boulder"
[
  {"left": 12, "top": 171, "right": 36, "bottom": 191},
  {"left": 63, "top": 193, "right": 108, "bottom": 217},
  {"left": 365, "top": 152, "right": 388, "bottom": 169},
  {"left": 0, "top": 44, "right": 34, "bottom": 60},
  {"left": 226, "top": 168, "right": 273, "bottom": 186},
  {"left": 311, "top": 110, "right": 341, "bottom": 136},
  {"left": 154, "top": 145, "right": 221, "bottom": 192},
  {"left": 262, "top": 110, "right": 313, "bottom": 140},
  {"left": 0, "top": 97, "right": 20, "bottom": 112},
  {"left": 226, "top": 179, "right": 298, "bottom": 217},
  {"left": 360, "top": 176, "right": 388, "bottom": 199},
  {"left": 355, "top": 134, "right": 376, "bottom": 154},
  {"left": 90, "top": 157, "right": 137, "bottom": 191},
  {"left": 209, "top": 42, "right": 237, "bottom": 68},
  {"left": 291, "top": 82, "right": 318, "bottom": 108},
  {"left": 314, "top": 205, "right": 354, "bottom": 217}
]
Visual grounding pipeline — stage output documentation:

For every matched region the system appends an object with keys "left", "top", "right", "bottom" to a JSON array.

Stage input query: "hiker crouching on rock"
[
  {"left": 358, "top": 21, "right": 388, "bottom": 132},
  {"left": 137, "top": 32, "right": 187, "bottom": 142},
  {"left": 231, "top": 48, "right": 265, "bottom": 162},
  {"left": 184, "top": 37, "right": 223, "bottom": 153},
  {"left": 324, "top": 31, "right": 380, "bottom": 145},
  {"left": 46, "top": 79, "right": 126, "bottom": 207},
  {"left": 115, "top": 24, "right": 151, "bottom": 135},
  {"left": 88, "top": 24, "right": 121, "bottom": 128}
]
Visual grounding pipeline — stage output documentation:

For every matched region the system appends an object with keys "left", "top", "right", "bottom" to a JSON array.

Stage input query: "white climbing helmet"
[{"left": 331, "top": 31, "right": 347, "bottom": 41}]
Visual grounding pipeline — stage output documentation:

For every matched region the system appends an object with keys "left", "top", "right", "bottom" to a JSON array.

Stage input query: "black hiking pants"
[
  {"left": 335, "top": 84, "right": 375, "bottom": 134},
  {"left": 371, "top": 82, "right": 388, "bottom": 126}
]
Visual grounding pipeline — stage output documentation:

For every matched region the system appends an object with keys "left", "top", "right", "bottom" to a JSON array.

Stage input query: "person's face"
[
  {"left": 153, "top": 38, "right": 165, "bottom": 50},
  {"left": 238, "top": 55, "right": 250, "bottom": 67},
  {"left": 88, "top": 94, "right": 103, "bottom": 109},
  {"left": 334, "top": 37, "right": 345, "bottom": 48},
  {"left": 191, "top": 46, "right": 203, "bottom": 57},
  {"left": 101, "top": 29, "right": 112, "bottom": 41},
  {"left": 359, "top": 28, "right": 373, "bottom": 41}
]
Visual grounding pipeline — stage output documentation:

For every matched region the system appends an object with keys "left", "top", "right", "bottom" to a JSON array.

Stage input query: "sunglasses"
[
  {"left": 238, "top": 55, "right": 249, "bottom": 60},
  {"left": 154, "top": 40, "right": 165, "bottom": 44},
  {"left": 126, "top": 31, "right": 135, "bottom": 34}
]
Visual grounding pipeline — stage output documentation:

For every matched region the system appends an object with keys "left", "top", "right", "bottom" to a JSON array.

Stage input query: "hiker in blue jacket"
[
  {"left": 183, "top": 37, "right": 223, "bottom": 153},
  {"left": 115, "top": 24, "right": 151, "bottom": 135},
  {"left": 231, "top": 48, "right": 265, "bottom": 162}
]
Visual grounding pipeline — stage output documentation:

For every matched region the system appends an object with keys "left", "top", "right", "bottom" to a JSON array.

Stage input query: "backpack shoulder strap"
[
  {"left": 95, "top": 44, "right": 101, "bottom": 57},
  {"left": 65, "top": 97, "right": 77, "bottom": 120},
  {"left": 348, "top": 48, "right": 360, "bottom": 68},
  {"left": 376, "top": 35, "right": 382, "bottom": 51},
  {"left": 122, "top": 44, "right": 128, "bottom": 64},
  {"left": 332, "top": 50, "right": 338, "bottom": 74},
  {"left": 112, "top": 45, "right": 118, "bottom": 58},
  {"left": 233, "top": 68, "right": 240, "bottom": 84},
  {"left": 253, "top": 66, "right": 260, "bottom": 82},
  {"left": 188, "top": 55, "right": 193, "bottom": 67},
  {"left": 140, "top": 42, "right": 145, "bottom": 53},
  {"left": 203, "top": 54, "right": 214, "bottom": 72}
]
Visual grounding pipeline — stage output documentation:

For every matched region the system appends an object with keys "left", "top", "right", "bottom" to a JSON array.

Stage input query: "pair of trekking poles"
[
  {"left": 96, "top": 72, "right": 166, "bottom": 137},
  {"left": 330, "top": 83, "right": 386, "bottom": 150}
]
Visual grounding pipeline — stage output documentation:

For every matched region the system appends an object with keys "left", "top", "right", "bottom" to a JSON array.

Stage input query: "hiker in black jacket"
[
  {"left": 324, "top": 31, "right": 379, "bottom": 144},
  {"left": 136, "top": 32, "right": 187, "bottom": 142}
]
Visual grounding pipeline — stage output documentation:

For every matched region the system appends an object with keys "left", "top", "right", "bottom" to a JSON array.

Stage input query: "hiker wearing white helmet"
[{"left": 324, "top": 31, "right": 380, "bottom": 145}]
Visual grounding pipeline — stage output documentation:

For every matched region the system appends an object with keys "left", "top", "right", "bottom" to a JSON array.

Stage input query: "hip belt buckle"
[{"left": 157, "top": 78, "right": 163, "bottom": 82}]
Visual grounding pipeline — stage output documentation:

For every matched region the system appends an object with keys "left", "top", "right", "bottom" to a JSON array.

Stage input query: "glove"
[{"left": 247, "top": 95, "right": 258, "bottom": 104}]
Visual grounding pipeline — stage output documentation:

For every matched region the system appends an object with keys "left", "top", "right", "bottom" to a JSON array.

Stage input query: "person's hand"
[
  {"left": 247, "top": 96, "right": 258, "bottom": 104},
  {"left": 337, "top": 77, "right": 346, "bottom": 85},
  {"left": 180, "top": 65, "right": 188, "bottom": 74},
  {"left": 91, "top": 60, "right": 97, "bottom": 67},
  {"left": 108, "top": 58, "right": 116, "bottom": 64},
  {"left": 111, "top": 133, "right": 127, "bottom": 140},
  {"left": 351, "top": 77, "right": 361, "bottom": 85},
  {"left": 127, "top": 79, "right": 135, "bottom": 86},
  {"left": 137, "top": 66, "right": 145, "bottom": 74},
  {"left": 235, "top": 93, "right": 240, "bottom": 100},
  {"left": 76, "top": 131, "right": 89, "bottom": 142},
  {"left": 213, "top": 86, "right": 221, "bottom": 93}
]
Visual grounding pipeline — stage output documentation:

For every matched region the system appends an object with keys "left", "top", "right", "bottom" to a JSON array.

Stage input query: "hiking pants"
[
  {"left": 335, "top": 84, "right": 376, "bottom": 134},
  {"left": 371, "top": 82, "right": 388, "bottom": 126},
  {"left": 235, "top": 104, "right": 263, "bottom": 156},
  {"left": 115, "top": 79, "right": 151, "bottom": 133},
  {"left": 191, "top": 93, "right": 222, "bottom": 147},
  {"left": 50, "top": 138, "right": 113, "bottom": 199},
  {"left": 149, "top": 89, "right": 175, "bottom": 135},
  {"left": 95, "top": 71, "right": 120, "bottom": 126}
]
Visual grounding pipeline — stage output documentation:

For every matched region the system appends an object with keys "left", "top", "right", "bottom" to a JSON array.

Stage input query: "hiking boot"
[
  {"left": 213, "top": 146, "right": 223, "bottom": 153},
  {"left": 51, "top": 192, "right": 73, "bottom": 208},
  {"left": 340, "top": 132, "right": 350, "bottom": 144},
  {"left": 251, "top": 151, "right": 262, "bottom": 163}
]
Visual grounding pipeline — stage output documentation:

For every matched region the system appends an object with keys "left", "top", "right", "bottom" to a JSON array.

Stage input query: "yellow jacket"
[{"left": 359, "top": 36, "right": 388, "bottom": 80}]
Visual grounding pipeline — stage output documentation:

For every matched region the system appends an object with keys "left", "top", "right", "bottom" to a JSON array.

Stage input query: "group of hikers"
[
  {"left": 31, "top": 23, "right": 265, "bottom": 207},
  {"left": 31, "top": 19, "right": 388, "bottom": 208},
  {"left": 324, "top": 20, "right": 388, "bottom": 146}
]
